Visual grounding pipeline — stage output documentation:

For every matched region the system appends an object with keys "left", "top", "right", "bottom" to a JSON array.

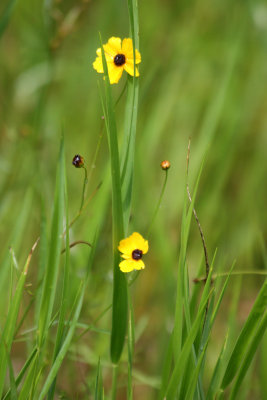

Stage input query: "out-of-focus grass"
[{"left": 1, "top": 0, "right": 267, "bottom": 398}]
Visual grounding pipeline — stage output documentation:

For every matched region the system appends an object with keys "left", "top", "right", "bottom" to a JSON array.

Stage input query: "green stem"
[
  {"left": 111, "top": 364, "right": 119, "bottom": 400},
  {"left": 88, "top": 81, "right": 127, "bottom": 184},
  {"left": 194, "top": 270, "right": 267, "bottom": 283},
  {"left": 146, "top": 170, "right": 169, "bottom": 237},
  {"left": 79, "top": 166, "right": 88, "bottom": 212}
]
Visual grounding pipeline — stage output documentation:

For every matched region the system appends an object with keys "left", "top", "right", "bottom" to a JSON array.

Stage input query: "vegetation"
[{"left": 0, "top": 0, "right": 267, "bottom": 398}]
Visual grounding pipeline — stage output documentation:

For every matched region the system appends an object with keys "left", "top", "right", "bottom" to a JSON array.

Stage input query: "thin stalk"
[
  {"left": 88, "top": 81, "right": 127, "bottom": 183},
  {"left": 111, "top": 364, "right": 119, "bottom": 400},
  {"left": 79, "top": 166, "right": 88, "bottom": 212},
  {"left": 186, "top": 139, "right": 209, "bottom": 278},
  {"left": 146, "top": 169, "right": 169, "bottom": 237},
  {"left": 193, "top": 270, "right": 267, "bottom": 283}
]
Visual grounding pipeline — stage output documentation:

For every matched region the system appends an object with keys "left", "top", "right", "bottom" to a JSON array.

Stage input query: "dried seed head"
[{"left": 161, "top": 160, "right": 171, "bottom": 170}]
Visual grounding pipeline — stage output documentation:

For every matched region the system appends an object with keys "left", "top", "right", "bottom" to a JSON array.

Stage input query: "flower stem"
[
  {"left": 88, "top": 81, "right": 127, "bottom": 184},
  {"left": 79, "top": 166, "right": 88, "bottom": 212},
  {"left": 146, "top": 169, "right": 169, "bottom": 237},
  {"left": 111, "top": 364, "right": 119, "bottom": 400},
  {"left": 193, "top": 270, "right": 267, "bottom": 283}
]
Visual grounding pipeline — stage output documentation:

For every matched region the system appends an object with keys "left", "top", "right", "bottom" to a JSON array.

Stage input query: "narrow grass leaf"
[
  {"left": 95, "top": 358, "right": 104, "bottom": 400},
  {"left": 0, "top": 191, "right": 32, "bottom": 298},
  {"left": 210, "top": 261, "right": 236, "bottom": 327},
  {"left": 3, "top": 348, "right": 37, "bottom": 400},
  {"left": 37, "top": 137, "right": 65, "bottom": 347},
  {"left": 158, "top": 335, "right": 173, "bottom": 400},
  {"left": 229, "top": 309, "right": 267, "bottom": 400},
  {"left": 221, "top": 278, "right": 267, "bottom": 389},
  {"left": 206, "top": 333, "right": 229, "bottom": 400},
  {"left": 38, "top": 282, "right": 85, "bottom": 400},
  {"left": 164, "top": 288, "right": 213, "bottom": 399},
  {"left": 17, "top": 352, "right": 39, "bottom": 400},
  {"left": 184, "top": 339, "right": 209, "bottom": 400},
  {"left": 47, "top": 146, "right": 70, "bottom": 399},
  {"left": 34, "top": 205, "right": 48, "bottom": 327},
  {"left": 5, "top": 343, "right": 18, "bottom": 400},
  {"left": 172, "top": 181, "right": 189, "bottom": 360},
  {"left": 127, "top": 288, "right": 135, "bottom": 400},
  {"left": 0, "top": 239, "right": 38, "bottom": 399},
  {"left": 121, "top": 0, "right": 139, "bottom": 229},
  {"left": 99, "top": 36, "right": 127, "bottom": 364}
]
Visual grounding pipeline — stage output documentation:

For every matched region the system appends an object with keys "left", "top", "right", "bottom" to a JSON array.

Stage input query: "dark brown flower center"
[
  {"left": 114, "top": 54, "right": 126, "bottom": 66},
  {"left": 132, "top": 249, "right": 143, "bottom": 260}
]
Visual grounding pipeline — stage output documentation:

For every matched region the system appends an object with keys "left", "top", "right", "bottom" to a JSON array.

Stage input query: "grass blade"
[
  {"left": 221, "top": 278, "right": 267, "bottom": 389},
  {"left": 99, "top": 36, "right": 127, "bottom": 364},
  {"left": 229, "top": 309, "right": 267, "bottom": 400},
  {"left": 0, "top": 239, "right": 38, "bottom": 399},
  {"left": 3, "top": 348, "right": 37, "bottom": 400},
  {"left": 95, "top": 358, "right": 104, "bottom": 400},
  {"left": 121, "top": 0, "right": 139, "bottom": 229},
  {"left": 38, "top": 281, "right": 85, "bottom": 400},
  {"left": 47, "top": 145, "right": 70, "bottom": 399},
  {"left": 37, "top": 137, "right": 65, "bottom": 347},
  {"left": 184, "top": 340, "right": 209, "bottom": 400},
  {"left": 127, "top": 288, "right": 135, "bottom": 400},
  {"left": 164, "top": 288, "right": 213, "bottom": 399}
]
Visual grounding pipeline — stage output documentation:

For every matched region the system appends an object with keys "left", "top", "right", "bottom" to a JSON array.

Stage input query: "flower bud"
[
  {"left": 72, "top": 154, "right": 84, "bottom": 168},
  {"left": 160, "top": 160, "right": 171, "bottom": 170}
]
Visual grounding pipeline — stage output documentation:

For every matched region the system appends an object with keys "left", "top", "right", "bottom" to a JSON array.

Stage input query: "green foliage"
[{"left": 0, "top": 0, "right": 267, "bottom": 398}]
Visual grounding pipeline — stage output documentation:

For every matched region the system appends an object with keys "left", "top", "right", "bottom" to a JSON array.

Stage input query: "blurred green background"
[{"left": 1, "top": 0, "right": 267, "bottom": 398}]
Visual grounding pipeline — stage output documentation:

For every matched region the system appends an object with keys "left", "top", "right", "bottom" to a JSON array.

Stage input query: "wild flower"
[
  {"left": 93, "top": 37, "right": 141, "bottom": 84},
  {"left": 118, "top": 232, "right": 148, "bottom": 273}
]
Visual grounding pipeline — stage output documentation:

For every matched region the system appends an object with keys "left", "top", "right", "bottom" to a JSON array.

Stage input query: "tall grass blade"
[
  {"left": 206, "top": 333, "right": 229, "bottom": 400},
  {"left": 37, "top": 137, "right": 65, "bottom": 347},
  {"left": 34, "top": 206, "right": 48, "bottom": 327},
  {"left": 158, "top": 335, "right": 173, "bottom": 400},
  {"left": 0, "top": 191, "right": 32, "bottom": 299},
  {"left": 99, "top": 36, "right": 127, "bottom": 364},
  {"left": 173, "top": 159, "right": 205, "bottom": 360},
  {"left": 38, "top": 281, "right": 85, "bottom": 400},
  {"left": 0, "top": 239, "right": 38, "bottom": 399},
  {"left": 127, "top": 288, "right": 135, "bottom": 400},
  {"left": 221, "top": 278, "right": 267, "bottom": 389},
  {"left": 47, "top": 147, "right": 70, "bottom": 399},
  {"left": 95, "top": 358, "right": 104, "bottom": 400},
  {"left": 121, "top": 0, "right": 139, "bottom": 229},
  {"left": 229, "top": 309, "right": 267, "bottom": 400},
  {"left": 164, "top": 288, "right": 213, "bottom": 399},
  {"left": 5, "top": 343, "right": 18, "bottom": 400},
  {"left": 3, "top": 348, "right": 37, "bottom": 400},
  {"left": 184, "top": 340, "right": 209, "bottom": 400}
]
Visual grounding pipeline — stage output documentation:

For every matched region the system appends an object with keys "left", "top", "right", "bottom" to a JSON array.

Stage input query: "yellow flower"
[
  {"left": 118, "top": 232, "right": 149, "bottom": 273},
  {"left": 93, "top": 37, "right": 141, "bottom": 84}
]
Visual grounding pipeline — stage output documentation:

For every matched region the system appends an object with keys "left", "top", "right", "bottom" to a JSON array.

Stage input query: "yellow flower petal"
[
  {"left": 121, "top": 38, "right": 133, "bottom": 55},
  {"left": 95, "top": 48, "right": 113, "bottom": 63},
  {"left": 130, "top": 232, "right": 148, "bottom": 253},
  {"left": 107, "top": 63, "right": 124, "bottom": 84},
  {"left": 103, "top": 37, "right": 122, "bottom": 57},
  {"left": 124, "top": 63, "right": 140, "bottom": 78},
  {"left": 118, "top": 236, "right": 134, "bottom": 255},
  {"left": 92, "top": 56, "right": 104, "bottom": 73},
  {"left": 118, "top": 232, "right": 148, "bottom": 255},
  {"left": 119, "top": 259, "right": 145, "bottom": 273},
  {"left": 122, "top": 39, "right": 141, "bottom": 64}
]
